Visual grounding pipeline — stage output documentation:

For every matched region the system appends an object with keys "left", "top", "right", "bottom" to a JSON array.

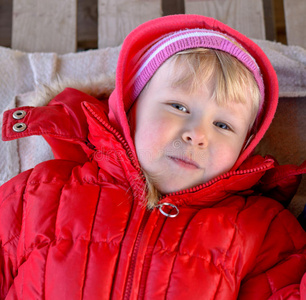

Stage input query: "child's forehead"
[{"left": 154, "top": 54, "right": 215, "bottom": 92}]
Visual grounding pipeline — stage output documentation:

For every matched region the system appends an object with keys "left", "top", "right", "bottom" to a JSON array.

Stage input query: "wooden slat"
[
  {"left": 284, "top": 0, "right": 306, "bottom": 48},
  {"left": 0, "top": 0, "right": 13, "bottom": 47},
  {"left": 185, "top": 0, "right": 266, "bottom": 40},
  {"left": 98, "top": 0, "right": 162, "bottom": 48},
  {"left": 12, "top": 0, "right": 77, "bottom": 53}
]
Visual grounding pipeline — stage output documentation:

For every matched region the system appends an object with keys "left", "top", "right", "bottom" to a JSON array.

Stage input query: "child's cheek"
[
  {"left": 135, "top": 116, "right": 172, "bottom": 158},
  {"left": 212, "top": 141, "right": 242, "bottom": 172}
]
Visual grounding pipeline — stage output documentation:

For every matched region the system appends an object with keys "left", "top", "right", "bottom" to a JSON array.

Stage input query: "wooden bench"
[{"left": 0, "top": 0, "right": 305, "bottom": 53}]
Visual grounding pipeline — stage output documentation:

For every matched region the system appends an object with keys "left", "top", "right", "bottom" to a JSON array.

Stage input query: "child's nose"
[{"left": 182, "top": 127, "right": 207, "bottom": 148}]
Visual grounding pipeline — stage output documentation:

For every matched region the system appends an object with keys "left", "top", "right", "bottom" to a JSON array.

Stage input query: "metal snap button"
[
  {"left": 157, "top": 202, "right": 179, "bottom": 218},
  {"left": 13, "top": 123, "right": 27, "bottom": 132},
  {"left": 13, "top": 110, "right": 27, "bottom": 120}
]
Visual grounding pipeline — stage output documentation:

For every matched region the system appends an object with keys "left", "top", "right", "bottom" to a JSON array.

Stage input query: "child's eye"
[
  {"left": 214, "top": 121, "right": 231, "bottom": 131},
  {"left": 171, "top": 103, "right": 188, "bottom": 113}
]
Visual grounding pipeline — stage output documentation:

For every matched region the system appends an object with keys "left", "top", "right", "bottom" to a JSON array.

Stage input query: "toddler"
[{"left": 1, "top": 14, "right": 305, "bottom": 299}]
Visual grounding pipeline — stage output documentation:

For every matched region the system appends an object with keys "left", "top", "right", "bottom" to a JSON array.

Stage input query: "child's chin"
[{"left": 157, "top": 181, "right": 197, "bottom": 195}]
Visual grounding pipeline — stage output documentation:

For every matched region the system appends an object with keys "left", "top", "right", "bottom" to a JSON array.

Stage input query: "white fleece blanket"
[{"left": 0, "top": 40, "right": 305, "bottom": 215}]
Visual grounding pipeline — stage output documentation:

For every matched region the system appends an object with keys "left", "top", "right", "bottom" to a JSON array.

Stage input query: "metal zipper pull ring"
[{"left": 157, "top": 203, "right": 179, "bottom": 218}]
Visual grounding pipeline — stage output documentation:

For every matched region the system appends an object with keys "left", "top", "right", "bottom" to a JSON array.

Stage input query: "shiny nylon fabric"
[
  {"left": 1, "top": 14, "right": 306, "bottom": 299},
  {"left": 1, "top": 89, "right": 306, "bottom": 299}
]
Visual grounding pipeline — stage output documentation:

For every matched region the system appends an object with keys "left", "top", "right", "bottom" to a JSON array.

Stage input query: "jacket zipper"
[
  {"left": 121, "top": 166, "right": 273, "bottom": 300},
  {"left": 123, "top": 209, "right": 151, "bottom": 300},
  {"left": 83, "top": 102, "right": 142, "bottom": 175},
  {"left": 84, "top": 103, "right": 150, "bottom": 299},
  {"left": 84, "top": 102, "right": 275, "bottom": 298},
  {"left": 160, "top": 161, "right": 274, "bottom": 200}
]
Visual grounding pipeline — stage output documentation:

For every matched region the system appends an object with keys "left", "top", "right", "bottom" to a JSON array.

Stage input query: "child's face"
[{"left": 130, "top": 59, "right": 254, "bottom": 194}]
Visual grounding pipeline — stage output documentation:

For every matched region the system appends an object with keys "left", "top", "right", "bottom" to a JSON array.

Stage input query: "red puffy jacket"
[{"left": 1, "top": 15, "right": 306, "bottom": 299}]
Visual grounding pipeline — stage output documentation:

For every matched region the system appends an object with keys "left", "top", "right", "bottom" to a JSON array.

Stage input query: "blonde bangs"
[{"left": 169, "top": 48, "right": 261, "bottom": 121}]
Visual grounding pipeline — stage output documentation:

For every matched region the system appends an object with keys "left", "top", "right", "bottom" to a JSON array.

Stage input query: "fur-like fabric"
[{"left": 32, "top": 74, "right": 116, "bottom": 107}]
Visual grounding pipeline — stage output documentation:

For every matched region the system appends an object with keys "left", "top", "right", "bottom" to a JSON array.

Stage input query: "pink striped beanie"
[{"left": 125, "top": 28, "right": 265, "bottom": 112}]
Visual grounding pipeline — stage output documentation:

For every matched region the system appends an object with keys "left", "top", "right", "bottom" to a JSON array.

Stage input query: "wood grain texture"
[
  {"left": 98, "top": 0, "right": 162, "bottom": 48},
  {"left": 185, "top": 0, "right": 266, "bottom": 39},
  {"left": 284, "top": 0, "right": 306, "bottom": 48},
  {"left": 12, "top": 0, "right": 77, "bottom": 53}
]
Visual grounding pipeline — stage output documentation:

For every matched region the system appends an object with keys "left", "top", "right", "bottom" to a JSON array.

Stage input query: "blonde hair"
[
  {"left": 143, "top": 48, "right": 261, "bottom": 209},
  {"left": 169, "top": 48, "right": 261, "bottom": 122},
  {"left": 143, "top": 171, "right": 162, "bottom": 210}
]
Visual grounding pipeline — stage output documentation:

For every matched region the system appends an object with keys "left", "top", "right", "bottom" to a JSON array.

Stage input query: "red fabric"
[
  {"left": 1, "top": 15, "right": 305, "bottom": 300},
  {"left": 1, "top": 89, "right": 305, "bottom": 299}
]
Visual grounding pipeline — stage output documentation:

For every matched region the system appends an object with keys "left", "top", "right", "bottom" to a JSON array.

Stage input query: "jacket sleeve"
[
  {"left": 0, "top": 169, "right": 32, "bottom": 299},
  {"left": 238, "top": 206, "right": 306, "bottom": 300},
  {"left": 2, "top": 88, "right": 103, "bottom": 165}
]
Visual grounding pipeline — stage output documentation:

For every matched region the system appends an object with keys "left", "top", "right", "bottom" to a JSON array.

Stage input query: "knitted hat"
[{"left": 125, "top": 28, "right": 265, "bottom": 113}]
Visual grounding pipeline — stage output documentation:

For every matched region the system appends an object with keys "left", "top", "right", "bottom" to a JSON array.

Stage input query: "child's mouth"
[{"left": 168, "top": 156, "right": 200, "bottom": 169}]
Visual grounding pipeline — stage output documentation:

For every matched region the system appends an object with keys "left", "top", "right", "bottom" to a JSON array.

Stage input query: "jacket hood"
[{"left": 107, "top": 14, "right": 279, "bottom": 170}]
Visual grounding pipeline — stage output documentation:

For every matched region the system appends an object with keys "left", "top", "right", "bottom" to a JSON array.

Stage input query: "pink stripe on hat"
[{"left": 125, "top": 29, "right": 265, "bottom": 113}]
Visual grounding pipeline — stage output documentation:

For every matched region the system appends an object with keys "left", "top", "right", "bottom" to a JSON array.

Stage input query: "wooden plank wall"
[
  {"left": 185, "top": 0, "right": 266, "bottom": 40},
  {"left": 283, "top": 0, "right": 306, "bottom": 49},
  {"left": 0, "top": 0, "right": 305, "bottom": 53},
  {"left": 98, "top": 0, "right": 162, "bottom": 48},
  {"left": 12, "top": 0, "right": 77, "bottom": 54}
]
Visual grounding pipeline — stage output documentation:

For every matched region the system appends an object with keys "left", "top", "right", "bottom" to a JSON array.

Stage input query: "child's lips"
[{"left": 168, "top": 156, "right": 201, "bottom": 169}]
